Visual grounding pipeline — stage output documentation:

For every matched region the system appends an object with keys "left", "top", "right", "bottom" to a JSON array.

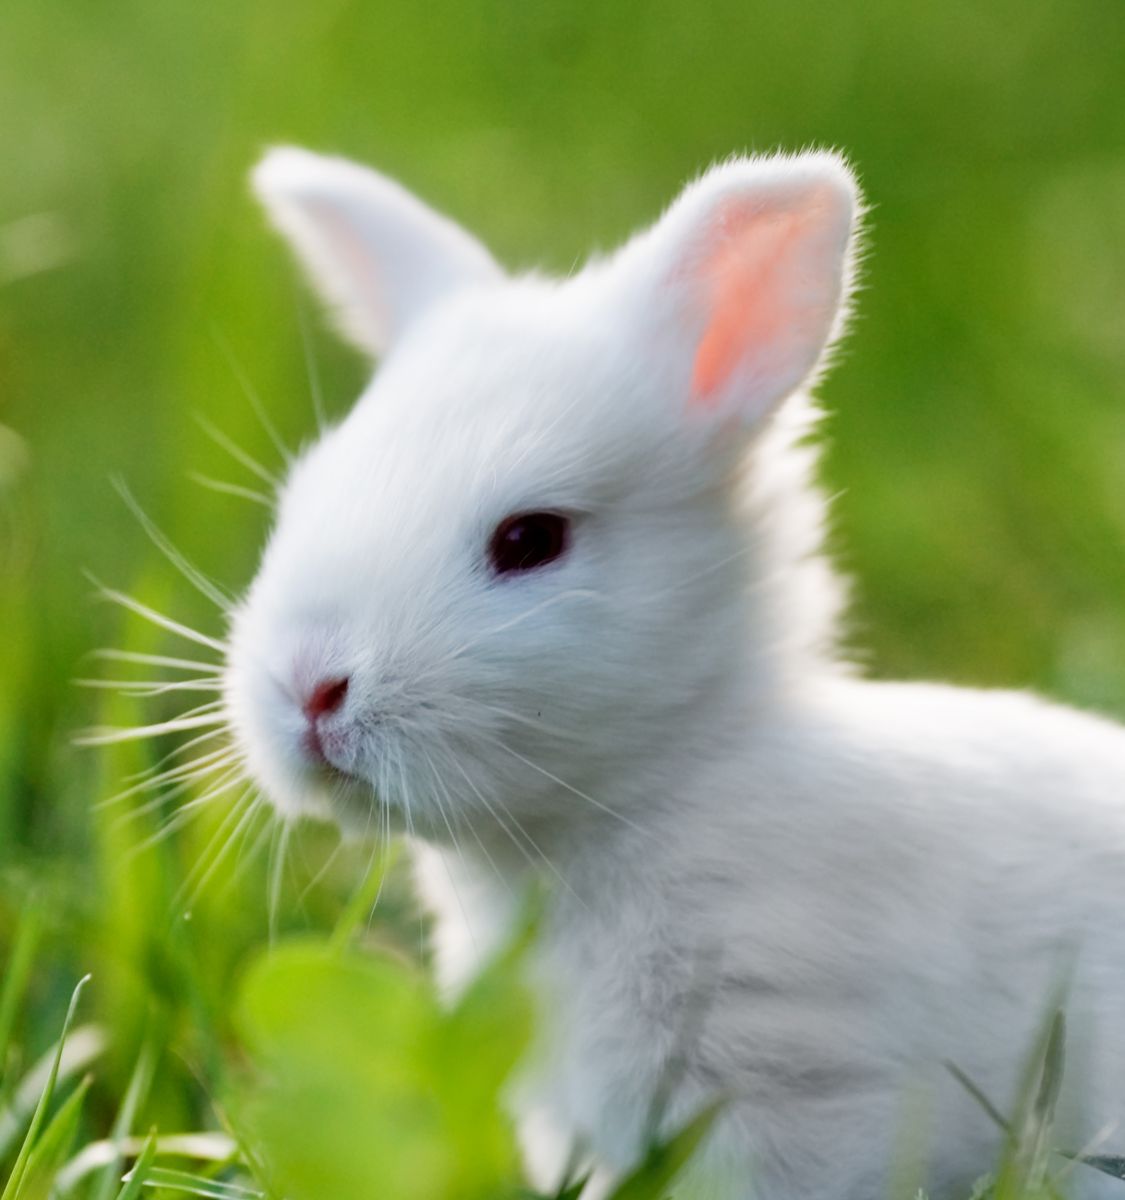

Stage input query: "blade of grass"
[
  {"left": 0, "top": 1027, "right": 106, "bottom": 1160},
  {"left": 56, "top": 1133, "right": 237, "bottom": 1195},
  {"left": 0, "top": 974, "right": 90, "bottom": 1200},
  {"left": 605, "top": 1100, "right": 723, "bottom": 1200},
  {"left": 1058, "top": 1153, "right": 1125, "bottom": 1182},
  {"left": 113, "top": 1132, "right": 157, "bottom": 1200},
  {"left": 0, "top": 900, "right": 44, "bottom": 1088},
  {"left": 91, "top": 1035, "right": 158, "bottom": 1200},
  {"left": 20, "top": 1074, "right": 92, "bottom": 1191},
  {"left": 945, "top": 1061, "right": 1011, "bottom": 1135},
  {"left": 329, "top": 840, "right": 399, "bottom": 953},
  {"left": 125, "top": 1166, "right": 262, "bottom": 1199}
]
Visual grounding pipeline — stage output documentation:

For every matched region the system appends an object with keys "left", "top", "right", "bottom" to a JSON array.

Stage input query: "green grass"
[{"left": 1, "top": 0, "right": 1124, "bottom": 1194}]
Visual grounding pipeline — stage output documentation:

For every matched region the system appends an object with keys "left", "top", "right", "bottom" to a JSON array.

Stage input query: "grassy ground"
[{"left": 0, "top": 0, "right": 1124, "bottom": 1193}]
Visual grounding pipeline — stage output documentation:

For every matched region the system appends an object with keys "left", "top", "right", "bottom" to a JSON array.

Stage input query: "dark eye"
[{"left": 488, "top": 511, "right": 571, "bottom": 576}]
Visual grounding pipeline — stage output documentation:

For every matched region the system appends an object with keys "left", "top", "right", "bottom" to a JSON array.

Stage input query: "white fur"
[{"left": 227, "top": 146, "right": 1125, "bottom": 1199}]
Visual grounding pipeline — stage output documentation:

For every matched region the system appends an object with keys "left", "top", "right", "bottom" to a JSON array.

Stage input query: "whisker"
[
  {"left": 448, "top": 756, "right": 586, "bottom": 910},
  {"left": 461, "top": 697, "right": 578, "bottom": 743},
  {"left": 193, "top": 414, "right": 282, "bottom": 490},
  {"left": 177, "top": 792, "right": 265, "bottom": 912},
  {"left": 99, "top": 748, "right": 240, "bottom": 813},
  {"left": 76, "top": 677, "right": 223, "bottom": 698},
  {"left": 120, "top": 697, "right": 224, "bottom": 721},
  {"left": 424, "top": 753, "right": 477, "bottom": 894},
  {"left": 425, "top": 750, "right": 512, "bottom": 900},
  {"left": 99, "top": 742, "right": 236, "bottom": 804},
  {"left": 296, "top": 833, "right": 346, "bottom": 905},
  {"left": 399, "top": 750, "right": 477, "bottom": 953},
  {"left": 122, "top": 777, "right": 237, "bottom": 862},
  {"left": 87, "top": 577, "right": 227, "bottom": 653},
  {"left": 355, "top": 794, "right": 388, "bottom": 933},
  {"left": 77, "top": 709, "right": 227, "bottom": 747},
  {"left": 110, "top": 777, "right": 198, "bottom": 827},
  {"left": 112, "top": 760, "right": 245, "bottom": 830},
  {"left": 173, "top": 786, "right": 261, "bottom": 915},
  {"left": 188, "top": 472, "right": 273, "bottom": 509},
  {"left": 294, "top": 290, "right": 327, "bottom": 433},
  {"left": 487, "top": 738, "right": 656, "bottom": 840},
  {"left": 92, "top": 649, "right": 222, "bottom": 673},
  {"left": 118, "top": 726, "right": 230, "bottom": 785},
  {"left": 268, "top": 819, "right": 292, "bottom": 942},
  {"left": 111, "top": 477, "right": 232, "bottom": 611},
  {"left": 222, "top": 807, "right": 276, "bottom": 898},
  {"left": 444, "top": 589, "right": 600, "bottom": 663},
  {"left": 210, "top": 326, "right": 293, "bottom": 466}
]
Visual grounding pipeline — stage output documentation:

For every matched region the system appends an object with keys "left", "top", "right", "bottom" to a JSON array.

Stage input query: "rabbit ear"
[
  {"left": 252, "top": 147, "right": 502, "bottom": 357},
  {"left": 616, "top": 152, "right": 860, "bottom": 429}
]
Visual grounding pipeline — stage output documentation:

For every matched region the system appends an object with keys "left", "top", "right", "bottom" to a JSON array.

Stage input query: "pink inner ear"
[{"left": 689, "top": 195, "right": 827, "bottom": 407}]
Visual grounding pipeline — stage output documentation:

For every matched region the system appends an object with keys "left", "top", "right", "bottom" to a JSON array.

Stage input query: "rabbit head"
[{"left": 225, "top": 147, "right": 860, "bottom": 838}]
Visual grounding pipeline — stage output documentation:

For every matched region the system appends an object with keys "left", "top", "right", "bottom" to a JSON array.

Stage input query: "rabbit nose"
[{"left": 302, "top": 676, "right": 350, "bottom": 722}]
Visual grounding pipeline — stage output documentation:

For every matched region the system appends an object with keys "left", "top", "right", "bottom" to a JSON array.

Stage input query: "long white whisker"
[
  {"left": 356, "top": 808, "right": 386, "bottom": 935},
  {"left": 210, "top": 326, "right": 293, "bottom": 467},
  {"left": 268, "top": 819, "right": 292, "bottom": 942},
  {"left": 78, "top": 707, "right": 227, "bottom": 747},
  {"left": 111, "top": 477, "right": 232, "bottom": 611},
  {"left": 88, "top": 578, "right": 227, "bottom": 653},
  {"left": 123, "top": 777, "right": 239, "bottom": 862},
  {"left": 76, "top": 677, "right": 223, "bottom": 698},
  {"left": 96, "top": 745, "right": 237, "bottom": 810},
  {"left": 354, "top": 773, "right": 394, "bottom": 934},
  {"left": 424, "top": 749, "right": 483, "bottom": 896},
  {"left": 93, "top": 649, "right": 222, "bottom": 673},
  {"left": 295, "top": 291, "right": 327, "bottom": 433},
  {"left": 115, "top": 762, "right": 245, "bottom": 831},
  {"left": 173, "top": 787, "right": 261, "bottom": 914},
  {"left": 399, "top": 749, "right": 477, "bottom": 953},
  {"left": 461, "top": 697, "right": 578, "bottom": 742},
  {"left": 426, "top": 751, "right": 512, "bottom": 900},
  {"left": 222, "top": 807, "right": 275, "bottom": 897},
  {"left": 188, "top": 473, "right": 273, "bottom": 509},
  {"left": 487, "top": 738, "right": 656, "bottom": 840},
  {"left": 449, "top": 756, "right": 586, "bottom": 910},
  {"left": 193, "top": 414, "right": 282, "bottom": 489},
  {"left": 296, "top": 833, "right": 346, "bottom": 904},
  {"left": 132, "top": 698, "right": 225, "bottom": 721},
  {"left": 106, "top": 753, "right": 241, "bottom": 818},
  {"left": 119, "top": 727, "right": 229, "bottom": 785},
  {"left": 444, "top": 589, "right": 600, "bottom": 663}
]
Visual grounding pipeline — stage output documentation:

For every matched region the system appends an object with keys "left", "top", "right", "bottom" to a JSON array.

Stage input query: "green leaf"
[
  {"left": 231, "top": 934, "right": 530, "bottom": 1200},
  {"left": 605, "top": 1101, "right": 723, "bottom": 1200},
  {"left": 994, "top": 1003, "right": 1069, "bottom": 1200},
  {"left": 553, "top": 1172, "right": 593, "bottom": 1200},
  {"left": 232, "top": 940, "right": 451, "bottom": 1200}
]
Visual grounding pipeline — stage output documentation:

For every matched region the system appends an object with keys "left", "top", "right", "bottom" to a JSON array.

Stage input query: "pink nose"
[{"left": 302, "top": 676, "right": 349, "bottom": 722}]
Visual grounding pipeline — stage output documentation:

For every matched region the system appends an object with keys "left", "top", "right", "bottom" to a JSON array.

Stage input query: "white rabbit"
[{"left": 225, "top": 145, "right": 1125, "bottom": 1199}]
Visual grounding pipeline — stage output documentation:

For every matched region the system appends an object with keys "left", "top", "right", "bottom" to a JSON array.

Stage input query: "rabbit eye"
[{"left": 488, "top": 512, "right": 570, "bottom": 576}]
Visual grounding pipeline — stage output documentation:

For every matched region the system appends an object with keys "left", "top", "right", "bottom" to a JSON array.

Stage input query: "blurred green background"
[{"left": 0, "top": 0, "right": 1123, "bottom": 1188}]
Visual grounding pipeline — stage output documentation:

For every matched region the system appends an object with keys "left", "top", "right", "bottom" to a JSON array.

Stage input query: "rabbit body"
[
  {"left": 415, "top": 669, "right": 1125, "bottom": 1200},
  {"left": 228, "top": 146, "right": 1125, "bottom": 1198}
]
